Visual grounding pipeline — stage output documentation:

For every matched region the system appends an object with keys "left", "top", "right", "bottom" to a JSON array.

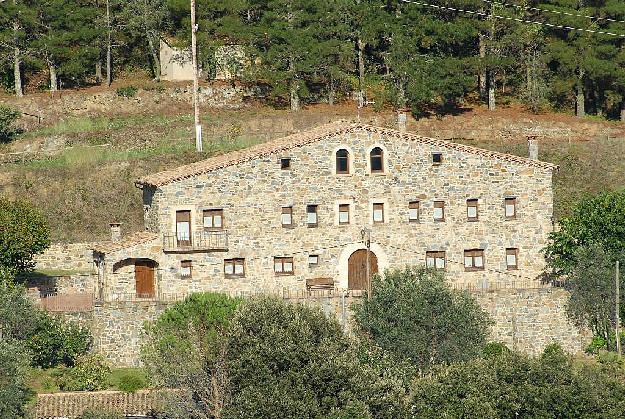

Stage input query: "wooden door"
[
  {"left": 348, "top": 250, "right": 378, "bottom": 290},
  {"left": 135, "top": 260, "right": 155, "bottom": 298},
  {"left": 176, "top": 210, "right": 192, "bottom": 247}
]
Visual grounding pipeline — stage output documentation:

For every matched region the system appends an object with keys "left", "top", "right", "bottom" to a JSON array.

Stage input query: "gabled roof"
[
  {"left": 92, "top": 232, "right": 159, "bottom": 254},
  {"left": 136, "top": 122, "right": 558, "bottom": 188}
]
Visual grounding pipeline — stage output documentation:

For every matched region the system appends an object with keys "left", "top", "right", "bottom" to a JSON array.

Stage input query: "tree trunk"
[
  {"left": 147, "top": 35, "right": 161, "bottom": 82},
  {"left": 49, "top": 62, "right": 58, "bottom": 92},
  {"left": 357, "top": 37, "right": 365, "bottom": 108},
  {"left": 13, "top": 45, "right": 22, "bottom": 97},
  {"left": 95, "top": 59, "right": 103, "bottom": 84},
  {"left": 576, "top": 85, "right": 585, "bottom": 117},
  {"left": 487, "top": 71, "right": 496, "bottom": 111},
  {"left": 620, "top": 101, "right": 625, "bottom": 122},
  {"left": 328, "top": 75, "right": 335, "bottom": 106},
  {"left": 290, "top": 79, "right": 300, "bottom": 112},
  {"left": 478, "top": 33, "right": 486, "bottom": 100},
  {"left": 106, "top": 0, "right": 112, "bottom": 87}
]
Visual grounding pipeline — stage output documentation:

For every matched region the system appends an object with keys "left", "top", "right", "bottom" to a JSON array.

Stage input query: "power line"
[
  {"left": 481, "top": 0, "right": 625, "bottom": 25},
  {"left": 400, "top": 0, "right": 625, "bottom": 38}
]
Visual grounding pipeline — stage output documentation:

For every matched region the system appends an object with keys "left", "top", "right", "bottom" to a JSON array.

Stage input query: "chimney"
[
  {"left": 110, "top": 223, "right": 122, "bottom": 242},
  {"left": 397, "top": 109, "right": 407, "bottom": 133},
  {"left": 528, "top": 136, "right": 539, "bottom": 160}
]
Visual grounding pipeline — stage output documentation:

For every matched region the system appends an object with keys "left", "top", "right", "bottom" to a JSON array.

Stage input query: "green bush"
[
  {"left": 0, "top": 339, "right": 34, "bottom": 419},
  {"left": 483, "top": 342, "right": 511, "bottom": 358},
  {"left": 0, "top": 104, "right": 20, "bottom": 142},
  {"left": 116, "top": 85, "right": 138, "bottom": 98},
  {"left": 115, "top": 370, "right": 148, "bottom": 393},
  {"left": 353, "top": 266, "right": 492, "bottom": 370},
  {"left": 60, "top": 353, "right": 111, "bottom": 391},
  {"left": 79, "top": 408, "right": 124, "bottom": 419},
  {"left": 28, "top": 312, "right": 92, "bottom": 368}
]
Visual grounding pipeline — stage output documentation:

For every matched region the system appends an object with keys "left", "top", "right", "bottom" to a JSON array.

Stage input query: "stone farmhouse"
[{"left": 91, "top": 122, "right": 557, "bottom": 302}]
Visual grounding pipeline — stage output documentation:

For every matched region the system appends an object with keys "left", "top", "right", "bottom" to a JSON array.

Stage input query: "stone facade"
[
  {"left": 115, "top": 123, "right": 555, "bottom": 298},
  {"left": 33, "top": 242, "right": 96, "bottom": 273}
]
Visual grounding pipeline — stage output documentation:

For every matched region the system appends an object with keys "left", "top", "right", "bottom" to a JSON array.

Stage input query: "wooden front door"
[
  {"left": 348, "top": 250, "right": 378, "bottom": 290},
  {"left": 135, "top": 260, "right": 155, "bottom": 298},
  {"left": 176, "top": 210, "right": 192, "bottom": 247}
]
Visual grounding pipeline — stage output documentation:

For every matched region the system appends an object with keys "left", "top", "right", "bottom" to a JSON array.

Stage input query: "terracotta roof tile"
[
  {"left": 92, "top": 231, "right": 159, "bottom": 254},
  {"left": 136, "top": 122, "right": 558, "bottom": 188}
]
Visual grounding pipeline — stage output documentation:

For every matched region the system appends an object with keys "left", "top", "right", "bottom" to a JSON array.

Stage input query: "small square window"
[
  {"left": 434, "top": 201, "right": 445, "bottom": 221},
  {"left": 280, "top": 158, "right": 291, "bottom": 170},
  {"left": 506, "top": 248, "right": 518, "bottom": 270},
  {"left": 308, "top": 254, "right": 319, "bottom": 266},
  {"left": 464, "top": 249, "right": 485, "bottom": 271},
  {"left": 373, "top": 203, "right": 384, "bottom": 223},
  {"left": 432, "top": 153, "right": 443, "bottom": 165},
  {"left": 203, "top": 209, "right": 224, "bottom": 230},
  {"left": 274, "top": 257, "right": 294, "bottom": 275},
  {"left": 409, "top": 201, "right": 420, "bottom": 222},
  {"left": 224, "top": 258, "right": 245, "bottom": 278},
  {"left": 505, "top": 198, "right": 517, "bottom": 219},
  {"left": 467, "top": 199, "right": 478, "bottom": 222},
  {"left": 307, "top": 205, "right": 318, "bottom": 227},
  {"left": 426, "top": 251, "right": 446, "bottom": 270},
  {"left": 281, "top": 206, "right": 293, "bottom": 227},
  {"left": 180, "top": 260, "right": 192, "bottom": 278},
  {"left": 339, "top": 204, "right": 350, "bottom": 225}
]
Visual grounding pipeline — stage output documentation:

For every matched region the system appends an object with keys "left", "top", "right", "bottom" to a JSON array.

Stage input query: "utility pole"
[
  {"left": 361, "top": 228, "right": 372, "bottom": 300},
  {"left": 190, "top": 0, "right": 203, "bottom": 152},
  {"left": 617, "top": 260, "right": 621, "bottom": 356}
]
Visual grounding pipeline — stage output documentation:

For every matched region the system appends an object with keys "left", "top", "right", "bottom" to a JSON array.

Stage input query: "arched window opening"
[
  {"left": 336, "top": 149, "right": 350, "bottom": 174},
  {"left": 370, "top": 147, "right": 384, "bottom": 173}
]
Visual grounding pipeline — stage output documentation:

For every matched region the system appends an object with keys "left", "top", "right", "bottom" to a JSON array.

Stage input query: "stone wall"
[
  {"left": 135, "top": 126, "right": 554, "bottom": 297},
  {"left": 34, "top": 243, "right": 96, "bottom": 273},
  {"left": 26, "top": 273, "right": 95, "bottom": 296},
  {"left": 86, "top": 288, "right": 586, "bottom": 367}
]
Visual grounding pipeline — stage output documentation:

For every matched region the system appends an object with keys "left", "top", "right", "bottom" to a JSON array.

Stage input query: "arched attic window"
[
  {"left": 336, "top": 149, "right": 350, "bottom": 174},
  {"left": 370, "top": 147, "right": 384, "bottom": 173}
]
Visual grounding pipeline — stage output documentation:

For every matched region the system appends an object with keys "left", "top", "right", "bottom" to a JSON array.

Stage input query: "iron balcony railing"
[{"left": 162, "top": 230, "right": 229, "bottom": 252}]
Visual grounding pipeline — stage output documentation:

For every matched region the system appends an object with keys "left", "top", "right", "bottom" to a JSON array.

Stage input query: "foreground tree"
[
  {"left": 0, "top": 338, "right": 33, "bottom": 419},
  {"left": 0, "top": 197, "right": 50, "bottom": 275},
  {"left": 353, "top": 266, "right": 491, "bottom": 370}
]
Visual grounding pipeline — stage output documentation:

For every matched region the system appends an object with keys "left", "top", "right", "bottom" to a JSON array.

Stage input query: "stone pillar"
[
  {"left": 528, "top": 136, "right": 539, "bottom": 160},
  {"left": 110, "top": 223, "right": 122, "bottom": 242}
]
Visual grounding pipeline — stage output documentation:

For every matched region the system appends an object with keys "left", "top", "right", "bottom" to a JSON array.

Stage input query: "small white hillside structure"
[{"left": 160, "top": 39, "right": 195, "bottom": 81}]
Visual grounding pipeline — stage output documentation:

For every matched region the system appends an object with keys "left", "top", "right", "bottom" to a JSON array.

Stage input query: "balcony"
[{"left": 163, "top": 231, "right": 229, "bottom": 253}]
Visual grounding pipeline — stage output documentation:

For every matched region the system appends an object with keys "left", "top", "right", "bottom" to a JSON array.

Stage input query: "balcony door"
[{"left": 176, "top": 210, "right": 192, "bottom": 247}]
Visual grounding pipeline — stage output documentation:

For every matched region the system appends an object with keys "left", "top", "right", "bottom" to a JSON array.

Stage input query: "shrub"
[
  {"left": 116, "top": 85, "right": 138, "bottom": 98},
  {"left": 0, "top": 104, "right": 20, "bottom": 142},
  {"left": 60, "top": 353, "right": 111, "bottom": 392},
  {"left": 79, "top": 408, "right": 124, "bottom": 419},
  {"left": 28, "top": 312, "right": 92, "bottom": 368},
  {"left": 116, "top": 370, "right": 148, "bottom": 393},
  {"left": 353, "top": 266, "right": 492, "bottom": 370},
  {"left": 483, "top": 342, "right": 511, "bottom": 358}
]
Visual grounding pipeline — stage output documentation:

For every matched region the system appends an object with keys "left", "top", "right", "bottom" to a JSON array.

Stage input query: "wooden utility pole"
[
  {"left": 617, "top": 260, "right": 621, "bottom": 356},
  {"left": 190, "top": 0, "right": 202, "bottom": 152},
  {"left": 106, "top": 0, "right": 112, "bottom": 87}
]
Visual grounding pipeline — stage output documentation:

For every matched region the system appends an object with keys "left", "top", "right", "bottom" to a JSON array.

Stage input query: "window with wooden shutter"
[
  {"left": 409, "top": 201, "right": 420, "bottom": 222},
  {"left": 373, "top": 203, "right": 384, "bottom": 223},
  {"left": 180, "top": 260, "right": 192, "bottom": 278},
  {"left": 506, "top": 248, "right": 518, "bottom": 270},
  {"left": 434, "top": 201, "right": 445, "bottom": 221},
  {"left": 203, "top": 209, "right": 224, "bottom": 230},
  {"left": 281, "top": 206, "right": 293, "bottom": 227},
  {"left": 370, "top": 147, "right": 384, "bottom": 173},
  {"left": 505, "top": 197, "right": 517, "bottom": 219},
  {"left": 274, "top": 257, "right": 294, "bottom": 275},
  {"left": 464, "top": 249, "right": 485, "bottom": 271},
  {"left": 467, "top": 199, "right": 479, "bottom": 221},
  {"left": 338, "top": 204, "right": 350, "bottom": 225},
  {"left": 426, "top": 251, "right": 446, "bottom": 270},
  {"left": 176, "top": 210, "right": 191, "bottom": 246},
  {"left": 306, "top": 205, "right": 318, "bottom": 227},
  {"left": 336, "top": 149, "right": 350, "bottom": 174},
  {"left": 224, "top": 258, "right": 245, "bottom": 277}
]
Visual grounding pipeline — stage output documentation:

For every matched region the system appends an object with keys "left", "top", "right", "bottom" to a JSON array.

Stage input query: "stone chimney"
[
  {"left": 397, "top": 109, "right": 407, "bottom": 133},
  {"left": 110, "top": 223, "right": 122, "bottom": 242},
  {"left": 528, "top": 136, "right": 539, "bottom": 160}
]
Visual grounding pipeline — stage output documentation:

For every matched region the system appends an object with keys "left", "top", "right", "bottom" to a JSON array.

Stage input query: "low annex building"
[{"left": 92, "top": 122, "right": 557, "bottom": 301}]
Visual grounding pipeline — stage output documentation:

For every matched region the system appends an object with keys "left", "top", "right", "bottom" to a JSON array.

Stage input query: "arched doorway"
[
  {"left": 348, "top": 250, "right": 378, "bottom": 290},
  {"left": 135, "top": 259, "right": 157, "bottom": 298}
]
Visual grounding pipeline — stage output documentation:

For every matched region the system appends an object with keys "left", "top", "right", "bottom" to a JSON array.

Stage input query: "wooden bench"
[{"left": 306, "top": 277, "right": 334, "bottom": 291}]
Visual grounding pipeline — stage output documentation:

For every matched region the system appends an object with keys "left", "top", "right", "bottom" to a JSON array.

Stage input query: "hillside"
[{"left": 1, "top": 87, "right": 624, "bottom": 243}]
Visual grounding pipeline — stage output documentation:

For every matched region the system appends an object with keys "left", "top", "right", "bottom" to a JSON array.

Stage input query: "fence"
[
  {"left": 37, "top": 293, "right": 94, "bottom": 312},
  {"left": 34, "top": 389, "right": 169, "bottom": 419}
]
